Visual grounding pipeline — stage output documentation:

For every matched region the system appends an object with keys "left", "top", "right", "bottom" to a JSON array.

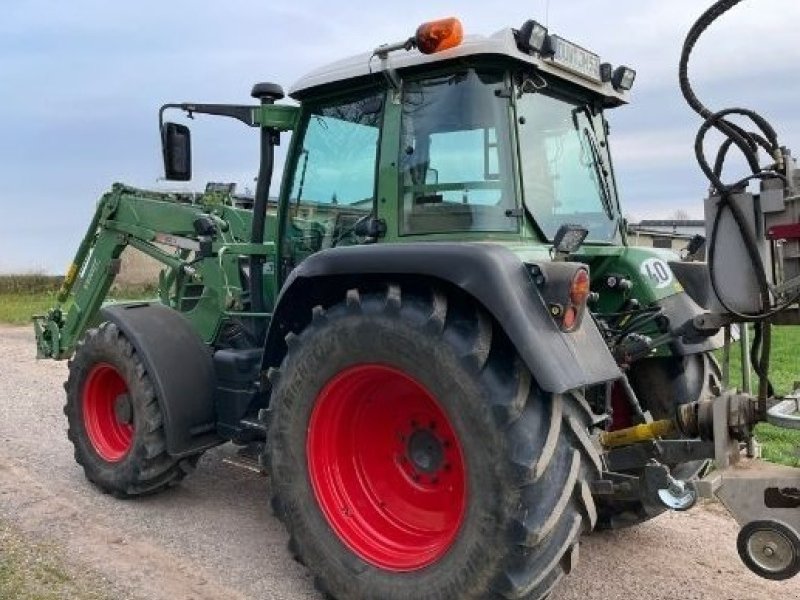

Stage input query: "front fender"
[
  {"left": 100, "top": 303, "right": 222, "bottom": 457},
  {"left": 266, "top": 243, "right": 620, "bottom": 393}
]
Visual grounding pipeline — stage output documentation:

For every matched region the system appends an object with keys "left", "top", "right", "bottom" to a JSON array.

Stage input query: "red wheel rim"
[
  {"left": 82, "top": 363, "right": 134, "bottom": 462},
  {"left": 307, "top": 364, "right": 467, "bottom": 572}
]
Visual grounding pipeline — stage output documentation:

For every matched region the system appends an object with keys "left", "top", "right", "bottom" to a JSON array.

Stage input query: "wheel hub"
[
  {"left": 82, "top": 363, "right": 134, "bottom": 463},
  {"left": 747, "top": 529, "right": 794, "bottom": 574},
  {"left": 407, "top": 428, "right": 445, "bottom": 474},
  {"left": 307, "top": 364, "right": 466, "bottom": 572},
  {"left": 114, "top": 393, "right": 133, "bottom": 425}
]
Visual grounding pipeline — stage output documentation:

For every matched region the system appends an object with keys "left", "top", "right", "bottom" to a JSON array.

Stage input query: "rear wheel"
[
  {"left": 267, "top": 285, "right": 602, "bottom": 600},
  {"left": 65, "top": 322, "right": 199, "bottom": 497}
]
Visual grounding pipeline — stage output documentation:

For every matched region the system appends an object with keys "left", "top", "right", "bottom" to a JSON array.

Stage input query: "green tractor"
[{"left": 34, "top": 3, "right": 800, "bottom": 598}]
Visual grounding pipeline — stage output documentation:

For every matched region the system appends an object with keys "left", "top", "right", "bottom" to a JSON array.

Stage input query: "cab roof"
[{"left": 289, "top": 27, "right": 629, "bottom": 106}]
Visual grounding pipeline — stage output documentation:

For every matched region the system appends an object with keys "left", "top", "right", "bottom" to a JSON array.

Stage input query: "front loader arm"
[
  {"left": 34, "top": 183, "right": 276, "bottom": 360},
  {"left": 34, "top": 190, "right": 128, "bottom": 359}
]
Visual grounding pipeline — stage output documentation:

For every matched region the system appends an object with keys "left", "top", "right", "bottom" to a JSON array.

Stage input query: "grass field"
[
  {"left": 718, "top": 326, "right": 800, "bottom": 467},
  {"left": 0, "top": 292, "right": 61, "bottom": 325},
  {"left": 0, "top": 275, "right": 155, "bottom": 325},
  {"left": 0, "top": 275, "right": 63, "bottom": 324}
]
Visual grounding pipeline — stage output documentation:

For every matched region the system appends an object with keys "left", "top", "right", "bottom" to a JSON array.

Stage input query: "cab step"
[{"left": 222, "top": 442, "right": 266, "bottom": 474}]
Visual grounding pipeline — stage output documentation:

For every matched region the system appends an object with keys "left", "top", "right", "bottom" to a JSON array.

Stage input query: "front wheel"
[
  {"left": 65, "top": 322, "right": 199, "bottom": 497},
  {"left": 267, "top": 285, "right": 602, "bottom": 600}
]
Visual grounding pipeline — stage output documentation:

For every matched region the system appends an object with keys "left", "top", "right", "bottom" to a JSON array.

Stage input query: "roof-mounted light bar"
[{"left": 516, "top": 19, "right": 636, "bottom": 92}]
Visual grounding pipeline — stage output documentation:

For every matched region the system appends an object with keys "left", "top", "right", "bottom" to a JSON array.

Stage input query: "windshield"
[
  {"left": 517, "top": 89, "right": 620, "bottom": 242},
  {"left": 400, "top": 70, "right": 518, "bottom": 235}
]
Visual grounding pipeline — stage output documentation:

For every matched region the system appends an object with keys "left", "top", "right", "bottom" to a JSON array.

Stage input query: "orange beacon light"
[{"left": 414, "top": 18, "right": 464, "bottom": 54}]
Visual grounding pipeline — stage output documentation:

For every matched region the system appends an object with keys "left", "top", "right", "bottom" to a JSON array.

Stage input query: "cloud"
[{"left": 1, "top": 0, "right": 798, "bottom": 272}]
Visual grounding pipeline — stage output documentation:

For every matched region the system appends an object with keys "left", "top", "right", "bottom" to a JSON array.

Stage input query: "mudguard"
[
  {"left": 100, "top": 303, "right": 222, "bottom": 457},
  {"left": 669, "top": 261, "right": 711, "bottom": 309},
  {"left": 266, "top": 242, "right": 621, "bottom": 393},
  {"left": 662, "top": 262, "right": 724, "bottom": 355}
]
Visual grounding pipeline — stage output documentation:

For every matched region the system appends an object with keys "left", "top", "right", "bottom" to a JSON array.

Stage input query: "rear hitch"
[
  {"left": 597, "top": 387, "right": 800, "bottom": 580},
  {"left": 678, "top": 391, "right": 800, "bottom": 581},
  {"left": 656, "top": 470, "right": 697, "bottom": 511}
]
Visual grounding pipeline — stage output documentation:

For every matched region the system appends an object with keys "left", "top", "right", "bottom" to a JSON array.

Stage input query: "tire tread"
[
  {"left": 64, "top": 322, "right": 200, "bottom": 498},
  {"left": 267, "top": 284, "right": 602, "bottom": 600}
]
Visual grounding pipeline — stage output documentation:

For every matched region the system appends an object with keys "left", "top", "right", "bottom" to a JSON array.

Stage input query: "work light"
[
  {"left": 612, "top": 66, "right": 636, "bottom": 91},
  {"left": 518, "top": 20, "right": 550, "bottom": 55}
]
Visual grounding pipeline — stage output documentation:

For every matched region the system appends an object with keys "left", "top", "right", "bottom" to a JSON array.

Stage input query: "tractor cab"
[{"left": 280, "top": 19, "right": 635, "bottom": 270}]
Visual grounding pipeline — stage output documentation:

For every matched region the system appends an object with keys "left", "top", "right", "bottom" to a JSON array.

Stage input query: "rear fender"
[{"left": 264, "top": 243, "right": 621, "bottom": 393}]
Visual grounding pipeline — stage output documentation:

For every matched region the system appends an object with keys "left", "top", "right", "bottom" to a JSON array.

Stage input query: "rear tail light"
[
  {"left": 569, "top": 268, "right": 591, "bottom": 305},
  {"left": 561, "top": 305, "right": 578, "bottom": 330},
  {"left": 552, "top": 267, "right": 591, "bottom": 332},
  {"left": 529, "top": 263, "right": 592, "bottom": 332}
]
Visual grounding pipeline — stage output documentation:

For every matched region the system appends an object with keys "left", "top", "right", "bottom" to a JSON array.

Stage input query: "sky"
[{"left": 2, "top": 0, "right": 799, "bottom": 273}]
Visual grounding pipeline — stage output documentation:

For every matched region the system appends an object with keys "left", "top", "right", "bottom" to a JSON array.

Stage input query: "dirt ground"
[{"left": 1, "top": 325, "right": 797, "bottom": 600}]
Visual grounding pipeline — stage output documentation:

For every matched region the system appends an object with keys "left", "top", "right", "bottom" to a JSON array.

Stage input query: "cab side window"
[
  {"left": 286, "top": 92, "right": 383, "bottom": 260},
  {"left": 399, "top": 70, "right": 517, "bottom": 235}
]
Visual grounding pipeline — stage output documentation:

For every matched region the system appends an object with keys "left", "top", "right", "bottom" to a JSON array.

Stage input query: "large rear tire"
[
  {"left": 65, "top": 322, "right": 199, "bottom": 497},
  {"left": 267, "top": 285, "right": 602, "bottom": 600}
]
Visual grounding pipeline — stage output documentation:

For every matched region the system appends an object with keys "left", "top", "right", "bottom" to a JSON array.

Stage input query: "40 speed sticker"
[{"left": 640, "top": 258, "right": 674, "bottom": 289}]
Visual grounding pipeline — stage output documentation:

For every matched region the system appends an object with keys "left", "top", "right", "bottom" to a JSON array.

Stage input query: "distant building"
[{"left": 627, "top": 219, "right": 705, "bottom": 255}]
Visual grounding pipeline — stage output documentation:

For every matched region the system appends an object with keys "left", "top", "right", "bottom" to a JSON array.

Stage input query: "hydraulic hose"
[{"left": 678, "top": 0, "right": 797, "bottom": 409}]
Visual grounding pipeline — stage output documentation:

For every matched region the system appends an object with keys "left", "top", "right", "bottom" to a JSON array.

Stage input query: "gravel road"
[{"left": 1, "top": 325, "right": 797, "bottom": 600}]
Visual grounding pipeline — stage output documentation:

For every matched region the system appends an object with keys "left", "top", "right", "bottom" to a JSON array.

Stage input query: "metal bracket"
[{"left": 768, "top": 392, "right": 800, "bottom": 430}]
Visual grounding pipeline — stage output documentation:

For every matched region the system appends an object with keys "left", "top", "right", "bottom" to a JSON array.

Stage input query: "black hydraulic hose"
[
  {"left": 679, "top": 0, "right": 780, "bottom": 181},
  {"left": 678, "top": 0, "right": 742, "bottom": 118},
  {"left": 678, "top": 0, "right": 786, "bottom": 407},
  {"left": 757, "top": 323, "right": 771, "bottom": 413},
  {"left": 694, "top": 107, "right": 778, "bottom": 190}
]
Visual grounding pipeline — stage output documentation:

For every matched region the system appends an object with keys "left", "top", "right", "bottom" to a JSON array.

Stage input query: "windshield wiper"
[{"left": 582, "top": 127, "right": 614, "bottom": 220}]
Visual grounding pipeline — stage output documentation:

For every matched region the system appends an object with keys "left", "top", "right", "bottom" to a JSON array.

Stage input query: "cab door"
[{"left": 279, "top": 90, "right": 385, "bottom": 275}]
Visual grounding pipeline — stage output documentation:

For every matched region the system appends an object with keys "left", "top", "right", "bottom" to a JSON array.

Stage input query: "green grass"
[
  {"left": 0, "top": 290, "right": 157, "bottom": 326},
  {"left": 0, "top": 274, "right": 63, "bottom": 294},
  {"left": 720, "top": 325, "right": 798, "bottom": 396},
  {"left": 0, "top": 519, "right": 110, "bottom": 600},
  {"left": 0, "top": 275, "right": 64, "bottom": 324},
  {"left": 0, "top": 275, "right": 157, "bottom": 326},
  {"left": 0, "top": 292, "right": 61, "bottom": 325},
  {"left": 717, "top": 326, "right": 800, "bottom": 467},
  {"left": 756, "top": 423, "right": 800, "bottom": 467}
]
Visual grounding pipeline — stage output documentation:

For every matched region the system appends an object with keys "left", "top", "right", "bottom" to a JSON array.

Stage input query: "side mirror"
[
  {"left": 686, "top": 234, "right": 706, "bottom": 256},
  {"left": 161, "top": 122, "right": 192, "bottom": 181},
  {"left": 353, "top": 216, "right": 387, "bottom": 239}
]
